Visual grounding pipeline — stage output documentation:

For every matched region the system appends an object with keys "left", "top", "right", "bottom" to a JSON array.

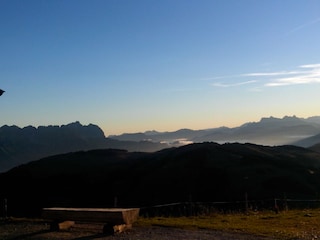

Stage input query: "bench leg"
[
  {"left": 103, "top": 223, "right": 132, "bottom": 234},
  {"left": 115, "top": 224, "right": 132, "bottom": 232},
  {"left": 103, "top": 223, "right": 115, "bottom": 235},
  {"left": 50, "top": 221, "right": 75, "bottom": 231}
]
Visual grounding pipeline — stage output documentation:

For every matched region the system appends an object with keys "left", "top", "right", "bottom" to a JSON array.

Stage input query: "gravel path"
[{"left": 0, "top": 220, "right": 277, "bottom": 240}]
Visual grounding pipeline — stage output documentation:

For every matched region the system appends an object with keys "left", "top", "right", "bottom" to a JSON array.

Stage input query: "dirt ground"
[{"left": 0, "top": 219, "right": 277, "bottom": 240}]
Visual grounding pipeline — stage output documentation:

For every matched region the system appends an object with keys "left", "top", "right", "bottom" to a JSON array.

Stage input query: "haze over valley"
[{"left": 1, "top": 115, "right": 320, "bottom": 173}]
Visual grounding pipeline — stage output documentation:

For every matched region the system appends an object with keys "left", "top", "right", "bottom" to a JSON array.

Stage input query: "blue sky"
[{"left": 1, "top": 0, "right": 320, "bottom": 136}]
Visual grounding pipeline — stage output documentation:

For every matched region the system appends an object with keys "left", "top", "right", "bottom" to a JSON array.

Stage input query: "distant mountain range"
[
  {"left": 1, "top": 115, "right": 320, "bottom": 173},
  {"left": 109, "top": 115, "right": 320, "bottom": 147},
  {"left": 0, "top": 121, "right": 168, "bottom": 172},
  {"left": 1, "top": 142, "right": 320, "bottom": 217}
]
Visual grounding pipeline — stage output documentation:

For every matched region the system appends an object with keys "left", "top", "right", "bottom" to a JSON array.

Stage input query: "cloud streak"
[
  {"left": 211, "top": 80, "right": 257, "bottom": 88},
  {"left": 265, "top": 64, "right": 320, "bottom": 87},
  {"left": 286, "top": 18, "right": 320, "bottom": 35},
  {"left": 242, "top": 71, "right": 307, "bottom": 77},
  {"left": 210, "top": 63, "right": 320, "bottom": 89}
]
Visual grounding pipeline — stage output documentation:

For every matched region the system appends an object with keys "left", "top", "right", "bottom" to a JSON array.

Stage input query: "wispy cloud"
[
  {"left": 211, "top": 80, "right": 257, "bottom": 88},
  {"left": 242, "top": 71, "right": 306, "bottom": 77},
  {"left": 165, "top": 87, "right": 203, "bottom": 92},
  {"left": 210, "top": 63, "right": 320, "bottom": 89},
  {"left": 199, "top": 75, "right": 240, "bottom": 81},
  {"left": 300, "top": 63, "right": 320, "bottom": 68},
  {"left": 265, "top": 64, "right": 320, "bottom": 87},
  {"left": 286, "top": 18, "right": 320, "bottom": 35}
]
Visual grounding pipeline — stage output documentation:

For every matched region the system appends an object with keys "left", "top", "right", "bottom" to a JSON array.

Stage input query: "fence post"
[
  {"left": 283, "top": 193, "right": 288, "bottom": 211},
  {"left": 114, "top": 196, "right": 118, "bottom": 208},
  {"left": 245, "top": 192, "right": 249, "bottom": 213},
  {"left": 188, "top": 194, "right": 193, "bottom": 216},
  {"left": 274, "top": 198, "right": 279, "bottom": 214},
  {"left": 4, "top": 198, "right": 7, "bottom": 218}
]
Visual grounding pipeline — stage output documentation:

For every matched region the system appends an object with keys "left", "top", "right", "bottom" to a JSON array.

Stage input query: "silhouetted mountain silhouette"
[
  {"left": 0, "top": 122, "right": 168, "bottom": 172},
  {"left": 110, "top": 116, "right": 320, "bottom": 146},
  {"left": 2, "top": 116, "right": 320, "bottom": 173}
]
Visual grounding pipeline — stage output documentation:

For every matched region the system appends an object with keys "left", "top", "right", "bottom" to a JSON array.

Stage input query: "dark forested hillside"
[
  {"left": 1, "top": 142, "right": 320, "bottom": 217},
  {"left": 309, "top": 143, "right": 320, "bottom": 153},
  {"left": 294, "top": 133, "right": 320, "bottom": 148}
]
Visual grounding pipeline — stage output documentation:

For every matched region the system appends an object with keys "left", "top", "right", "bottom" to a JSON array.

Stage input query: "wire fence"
[
  {"left": 139, "top": 198, "right": 320, "bottom": 217},
  {"left": 2, "top": 197, "right": 320, "bottom": 218}
]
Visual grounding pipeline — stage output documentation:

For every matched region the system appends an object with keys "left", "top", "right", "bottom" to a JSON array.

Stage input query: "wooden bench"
[{"left": 42, "top": 207, "right": 140, "bottom": 234}]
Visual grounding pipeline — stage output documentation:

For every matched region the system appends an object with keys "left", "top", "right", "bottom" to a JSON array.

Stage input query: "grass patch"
[{"left": 135, "top": 209, "right": 320, "bottom": 239}]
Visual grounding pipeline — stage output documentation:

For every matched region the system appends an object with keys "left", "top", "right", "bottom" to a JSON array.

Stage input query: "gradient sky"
[{"left": 1, "top": 0, "right": 320, "bottom": 136}]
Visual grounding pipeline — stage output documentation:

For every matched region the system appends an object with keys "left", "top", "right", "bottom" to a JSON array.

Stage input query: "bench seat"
[{"left": 42, "top": 207, "right": 140, "bottom": 234}]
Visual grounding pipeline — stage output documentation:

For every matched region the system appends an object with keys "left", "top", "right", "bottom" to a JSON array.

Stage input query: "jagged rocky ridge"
[
  {"left": 2, "top": 115, "right": 320, "bottom": 173},
  {"left": 0, "top": 121, "right": 168, "bottom": 172},
  {"left": 109, "top": 116, "right": 320, "bottom": 147}
]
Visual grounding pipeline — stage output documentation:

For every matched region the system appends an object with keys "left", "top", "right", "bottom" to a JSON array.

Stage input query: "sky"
[{"left": 1, "top": 0, "right": 320, "bottom": 136}]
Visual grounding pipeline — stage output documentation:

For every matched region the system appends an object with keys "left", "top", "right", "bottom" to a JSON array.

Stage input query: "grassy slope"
[{"left": 136, "top": 209, "right": 320, "bottom": 240}]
